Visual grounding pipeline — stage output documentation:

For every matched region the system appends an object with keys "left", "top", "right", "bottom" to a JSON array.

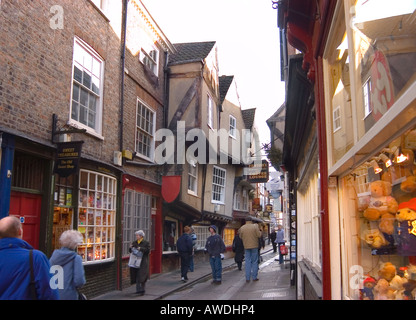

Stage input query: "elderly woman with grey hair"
[
  {"left": 49, "top": 230, "right": 86, "bottom": 300},
  {"left": 129, "top": 230, "right": 150, "bottom": 295}
]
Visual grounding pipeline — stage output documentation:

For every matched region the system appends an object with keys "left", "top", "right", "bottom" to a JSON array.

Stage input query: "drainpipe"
[
  {"left": 315, "top": 57, "right": 331, "bottom": 300},
  {"left": 116, "top": 0, "right": 129, "bottom": 291},
  {"left": 119, "top": 0, "right": 128, "bottom": 153}
]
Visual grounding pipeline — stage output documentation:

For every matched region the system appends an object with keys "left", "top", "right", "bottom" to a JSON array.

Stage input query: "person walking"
[
  {"left": 129, "top": 230, "right": 150, "bottom": 296},
  {"left": 205, "top": 225, "right": 225, "bottom": 284},
  {"left": 275, "top": 224, "right": 285, "bottom": 265},
  {"left": 232, "top": 233, "right": 244, "bottom": 271},
  {"left": 238, "top": 216, "right": 261, "bottom": 282},
  {"left": 0, "top": 216, "right": 59, "bottom": 300},
  {"left": 189, "top": 227, "right": 197, "bottom": 272},
  {"left": 176, "top": 226, "right": 193, "bottom": 282},
  {"left": 270, "top": 228, "right": 277, "bottom": 253},
  {"left": 49, "top": 230, "right": 86, "bottom": 300}
]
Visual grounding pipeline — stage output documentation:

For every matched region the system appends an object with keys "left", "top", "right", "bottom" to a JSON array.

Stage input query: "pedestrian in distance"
[
  {"left": 238, "top": 216, "right": 261, "bottom": 282},
  {"left": 49, "top": 229, "right": 86, "bottom": 300},
  {"left": 0, "top": 216, "right": 59, "bottom": 300},
  {"left": 176, "top": 226, "right": 193, "bottom": 282},
  {"left": 129, "top": 230, "right": 150, "bottom": 296},
  {"left": 205, "top": 225, "right": 226, "bottom": 285},
  {"left": 270, "top": 228, "right": 277, "bottom": 253},
  {"left": 232, "top": 232, "right": 244, "bottom": 271},
  {"left": 189, "top": 227, "right": 197, "bottom": 272},
  {"left": 275, "top": 224, "right": 285, "bottom": 265}
]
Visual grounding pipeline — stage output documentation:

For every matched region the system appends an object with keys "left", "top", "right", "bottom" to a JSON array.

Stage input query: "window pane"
[
  {"left": 78, "top": 170, "right": 116, "bottom": 264},
  {"left": 74, "top": 66, "right": 82, "bottom": 83}
]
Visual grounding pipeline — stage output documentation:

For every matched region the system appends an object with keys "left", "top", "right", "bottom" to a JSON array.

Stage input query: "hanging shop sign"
[
  {"left": 247, "top": 160, "right": 270, "bottom": 183},
  {"left": 162, "top": 175, "right": 181, "bottom": 203},
  {"left": 370, "top": 50, "right": 395, "bottom": 121},
  {"left": 54, "top": 141, "right": 83, "bottom": 177}
]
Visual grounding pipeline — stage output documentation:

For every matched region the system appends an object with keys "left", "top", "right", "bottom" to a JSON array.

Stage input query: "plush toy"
[
  {"left": 390, "top": 274, "right": 408, "bottom": 300},
  {"left": 378, "top": 262, "right": 396, "bottom": 282},
  {"left": 396, "top": 199, "right": 416, "bottom": 256},
  {"left": 401, "top": 175, "right": 416, "bottom": 193},
  {"left": 374, "top": 279, "right": 395, "bottom": 300},
  {"left": 379, "top": 213, "right": 395, "bottom": 235},
  {"left": 396, "top": 198, "right": 416, "bottom": 222},
  {"left": 363, "top": 181, "right": 398, "bottom": 221},
  {"left": 361, "top": 276, "right": 376, "bottom": 300},
  {"left": 362, "top": 228, "right": 389, "bottom": 248}
]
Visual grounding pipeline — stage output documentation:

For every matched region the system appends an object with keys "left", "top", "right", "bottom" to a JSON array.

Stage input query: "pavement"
[{"left": 94, "top": 244, "right": 296, "bottom": 300}]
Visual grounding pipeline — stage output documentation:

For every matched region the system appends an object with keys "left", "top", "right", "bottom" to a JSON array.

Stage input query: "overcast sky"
[{"left": 142, "top": 0, "right": 286, "bottom": 149}]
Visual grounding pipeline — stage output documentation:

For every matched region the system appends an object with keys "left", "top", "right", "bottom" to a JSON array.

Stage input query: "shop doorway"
[{"left": 9, "top": 191, "right": 42, "bottom": 249}]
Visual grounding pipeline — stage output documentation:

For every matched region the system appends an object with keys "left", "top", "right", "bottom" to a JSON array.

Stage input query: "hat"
[{"left": 208, "top": 225, "right": 217, "bottom": 233}]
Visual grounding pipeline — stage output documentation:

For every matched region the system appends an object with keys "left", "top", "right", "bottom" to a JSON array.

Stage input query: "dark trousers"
[
  {"left": 272, "top": 241, "right": 277, "bottom": 253},
  {"left": 179, "top": 252, "right": 191, "bottom": 279},
  {"left": 130, "top": 267, "right": 146, "bottom": 293}
]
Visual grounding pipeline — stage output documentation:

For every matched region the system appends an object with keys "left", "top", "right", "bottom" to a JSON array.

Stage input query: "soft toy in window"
[{"left": 363, "top": 180, "right": 399, "bottom": 221}]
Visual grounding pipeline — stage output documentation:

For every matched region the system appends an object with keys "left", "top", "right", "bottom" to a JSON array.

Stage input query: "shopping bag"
[
  {"left": 279, "top": 244, "right": 288, "bottom": 255},
  {"left": 128, "top": 248, "right": 143, "bottom": 268}
]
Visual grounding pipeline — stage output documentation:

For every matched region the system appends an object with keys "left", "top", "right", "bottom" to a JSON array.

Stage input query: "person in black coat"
[
  {"left": 270, "top": 229, "right": 277, "bottom": 253},
  {"left": 232, "top": 233, "right": 244, "bottom": 271},
  {"left": 129, "top": 230, "right": 150, "bottom": 296},
  {"left": 176, "top": 226, "right": 193, "bottom": 282}
]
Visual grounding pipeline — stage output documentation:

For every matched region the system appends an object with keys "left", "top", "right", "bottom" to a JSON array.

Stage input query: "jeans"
[
  {"left": 209, "top": 256, "right": 222, "bottom": 281},
  {"left": 244, "top": 248, "right": 259, "bottom": 280}
]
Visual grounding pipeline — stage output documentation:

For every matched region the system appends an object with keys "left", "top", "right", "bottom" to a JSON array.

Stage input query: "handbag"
[
  {"left": 128, "top": 247, "right": 143, "bottom": 268},
  {"left": 279, "top": 244, "right": 288, "bottom": 255}
]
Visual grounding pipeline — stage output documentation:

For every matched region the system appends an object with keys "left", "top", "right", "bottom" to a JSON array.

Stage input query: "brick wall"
[{"left": 0, "top": 0, "right": 121, "bottom": 163}]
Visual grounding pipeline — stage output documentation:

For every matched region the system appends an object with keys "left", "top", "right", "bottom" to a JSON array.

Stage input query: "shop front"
[
  {"left": 324, "top": 1, "right": 416, "bottom": 300},
  {"left": 120, "top": 174, "right": 162, "bottom": 288}
]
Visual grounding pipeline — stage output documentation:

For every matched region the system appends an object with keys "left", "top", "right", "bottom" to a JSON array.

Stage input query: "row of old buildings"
[
  {"left": 0, "top": 0, "right": 272, "bottom": 297},
  {"left": 269, "top": 0, "right": 416, "bottom": 299}
]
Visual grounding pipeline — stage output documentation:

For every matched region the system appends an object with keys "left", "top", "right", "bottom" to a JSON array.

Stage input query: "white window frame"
[
  {"left": 242, "top": 188, "right": 248, "bottom": 211},
  {"left": 140, "top": 40, "right": 159, "bottom": 76},
  {"left": 122, "top": 189, "right": 152, "bottom": 257},
  {"left": 135, "top": 98, "right": 156, "bottom": 161},
  {"left": 192, "top": 226, "right": 211, "bottom": 250},
  {"left": 77, "top": 170, "right": 117, "bottom": 264},
  {"left": 234, "top": 186, "right": 241, "bottom": 210},
  {"left": 187, "top": 160, "right": 198, "bottom": 195},
  {"left": 212, "top": 166, "right": 226, "bottom": 204},
  {"left": 229, "top": 115, "right": 237, "bottom": 138},
  {"left": 333, "top": 106, "right": 341, "bottom": 133},
  {"left": 363, "top": 78, "right": 372, "bottom": 118},
  {"left": 69, "top": 37, "right": 104, "bottom": 138},
  {"left": 207, "top": 94, "right": 214, "bottom": 129}
]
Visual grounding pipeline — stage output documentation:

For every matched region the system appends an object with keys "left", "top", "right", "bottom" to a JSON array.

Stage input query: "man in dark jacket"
[
  {"left": 205, "top": 225, "right": 226, "bottom": 284},
  {"left": 176, "top": 226, "right": 193, "bottom": 282},
  {"left": 0, "top": 216, "right": 59, "bottom": 300}
]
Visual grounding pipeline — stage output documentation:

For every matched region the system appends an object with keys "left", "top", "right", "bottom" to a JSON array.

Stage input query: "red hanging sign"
[{"left": 162, "top": 176, "right": 181, "bottom": 203}]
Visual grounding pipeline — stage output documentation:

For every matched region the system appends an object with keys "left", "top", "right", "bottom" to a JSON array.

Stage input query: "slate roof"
[
  {"left": 219, "top": 75, "right": 234, "bottom": 105},
  {"left": 169, "top": 41, "right": 216, "bottom": 66},
  {"left": 241, "top": 108, "right": 256, "bottom": 129}
]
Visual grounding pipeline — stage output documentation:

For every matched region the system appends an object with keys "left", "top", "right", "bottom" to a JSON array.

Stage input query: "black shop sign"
[{"left": 54, "top": 141, "right": 83, "bottom": 177}]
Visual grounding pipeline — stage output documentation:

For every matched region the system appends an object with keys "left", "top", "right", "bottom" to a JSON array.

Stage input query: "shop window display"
[
  {"left": 344, "top": 126, "right": 416, "bottom": 300},
  {"left": 77, "top": 170, "right": 116, "bottom": 263},
  {"left": 52, "top": 175, "right": 74, "bottom": 251}
]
